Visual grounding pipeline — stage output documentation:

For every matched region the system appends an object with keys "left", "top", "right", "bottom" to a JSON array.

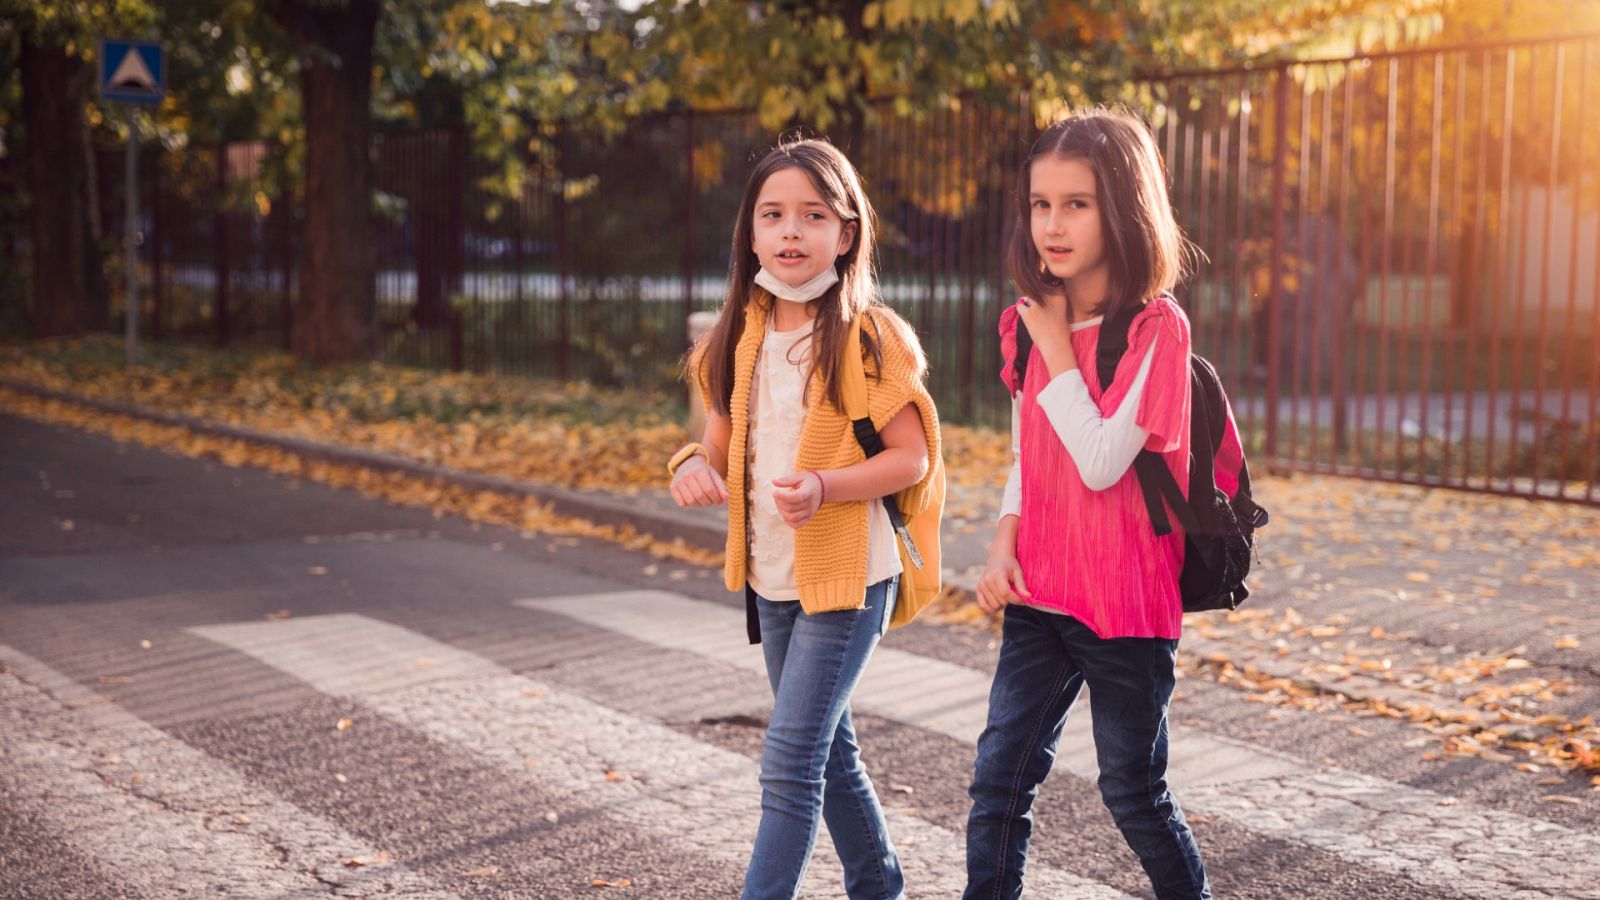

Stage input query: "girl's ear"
[{"left": 837, "top": 220, "right": 859, "bottom": 258}]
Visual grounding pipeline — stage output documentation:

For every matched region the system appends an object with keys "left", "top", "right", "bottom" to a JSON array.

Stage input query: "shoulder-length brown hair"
[
  {"left": 1008, "top": 107, "right": 1196, "bottom": 319},
  {"left": 690, "top": 137, "right": 886, "bottom": 417}
]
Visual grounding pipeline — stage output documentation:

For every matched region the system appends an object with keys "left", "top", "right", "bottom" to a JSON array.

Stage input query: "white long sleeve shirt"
[{"left": 998, "top": 334, "right": 1158, "bottom": 519}]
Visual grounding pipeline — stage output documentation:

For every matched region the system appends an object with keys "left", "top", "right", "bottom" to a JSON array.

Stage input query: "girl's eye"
[
  {"left": 761, "top": 210, "right": 780, "bottom": 219},
  {"left": 1069, "top": 200, "right": 1090, "bottom": 210},
  {"left": 806, "top": 212, "right": 826, "bottom": 221},
  {"left": 1032, "top": 199, "right": 1049, "bottom": 210}
]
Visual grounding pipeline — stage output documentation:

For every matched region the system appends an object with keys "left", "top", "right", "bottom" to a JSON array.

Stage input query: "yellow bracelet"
[{"left": 667, "top": 442, "right": 709, "bottom": 477}]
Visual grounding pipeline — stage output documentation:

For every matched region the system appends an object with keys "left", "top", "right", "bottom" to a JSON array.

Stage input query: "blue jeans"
[
  {"left": 742, "top": 576, "right": 904, "bottom": 900},
  {"left": 964, "top": 604, "right": 1210, "bottom": 900}
]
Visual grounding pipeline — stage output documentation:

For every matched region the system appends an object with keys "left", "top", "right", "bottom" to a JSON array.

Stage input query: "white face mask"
[{"left": 754, "top": 265, "right": 839, "bottom": 303}]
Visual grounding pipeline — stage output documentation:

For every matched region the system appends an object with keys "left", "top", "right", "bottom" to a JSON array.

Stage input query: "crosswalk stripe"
[
  {"left": 517, "top": 590, "right": 1600, "bottom": 900},
  {"left": 0, "top": 644, "right": 457, "bottom": 900},
  {"left": 188, "top": 613, "right": 1136, "bottom": 899}
]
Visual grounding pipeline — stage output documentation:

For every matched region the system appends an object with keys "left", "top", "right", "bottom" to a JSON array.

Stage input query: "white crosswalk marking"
[
  {"left": 0, "top": 645, "right": 457, "bottom": 899},
  {"left": 189, "top": 613, "right": 1135, "bottom": 900},
  {"left": 517, "top": 590, "right": 1600, "bottom": 900}
]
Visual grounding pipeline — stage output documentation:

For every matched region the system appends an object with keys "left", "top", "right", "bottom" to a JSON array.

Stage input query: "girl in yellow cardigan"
[{"left": 668, "top": 138, "right": 941, "bottom": 900}]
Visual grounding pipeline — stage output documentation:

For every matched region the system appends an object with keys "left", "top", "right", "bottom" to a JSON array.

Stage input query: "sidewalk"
[{"left": 3, "top": 372, "right": 1595, "bottom": 611}]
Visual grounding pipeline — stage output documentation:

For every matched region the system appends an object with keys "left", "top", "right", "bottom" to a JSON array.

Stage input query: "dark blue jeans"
[
  {"left": 743, "top": 576, "right": 903, "bottom": 900},
  {"left": 964, "top": 603, "right": 1210, "bottom": 900}
]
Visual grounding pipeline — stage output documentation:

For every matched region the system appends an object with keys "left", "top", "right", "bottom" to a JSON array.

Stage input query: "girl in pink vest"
[{"left": 964, "top": 108, "right": 1211, "bottom": 899}]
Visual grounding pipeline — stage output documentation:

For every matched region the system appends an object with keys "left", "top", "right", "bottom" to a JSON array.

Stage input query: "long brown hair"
[
  {"left": 1008, "top": 107, "right": 1196, "bottom": 320},
  {"left": 691, "top": 138, "right": 888, "bottom": 416}
]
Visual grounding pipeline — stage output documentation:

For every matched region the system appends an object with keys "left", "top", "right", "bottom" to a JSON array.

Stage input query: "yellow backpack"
[{"left": 840, "top": 315, "right": 945, "bottom": 629}]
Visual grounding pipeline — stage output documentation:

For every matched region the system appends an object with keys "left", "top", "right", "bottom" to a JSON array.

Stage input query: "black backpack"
[{"left": 1013, "top": 303, "right": 1268, "bottom": 612}]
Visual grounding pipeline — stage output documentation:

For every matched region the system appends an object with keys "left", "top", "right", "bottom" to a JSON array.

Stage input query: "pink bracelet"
[{"left": 807, "top": 469, "right": 827, "bottom": 505}]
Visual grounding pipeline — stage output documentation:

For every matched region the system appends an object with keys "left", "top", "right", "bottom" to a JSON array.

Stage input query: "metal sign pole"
[
  {"left": 100, "top": 37, "right": 163, "bottom": 367},
  {"left": 125, "top": 106, "right": 139, "bottom": 368}
]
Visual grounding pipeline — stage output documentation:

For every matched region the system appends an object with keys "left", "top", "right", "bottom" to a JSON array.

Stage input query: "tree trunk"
[
  {"left": 274, "top": 0, "right": 380, "bottom": 364},
  {"left": 20, "top": 32, "right": 107, "bottom": 337}
]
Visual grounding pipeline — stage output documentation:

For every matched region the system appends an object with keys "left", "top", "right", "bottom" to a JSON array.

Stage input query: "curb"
[{"left": 0, "top": 378, "right": 729, "bottom": 555}]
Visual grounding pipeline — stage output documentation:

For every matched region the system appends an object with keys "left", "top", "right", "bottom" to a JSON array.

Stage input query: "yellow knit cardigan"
[{"left": 695, "top": 295, "right": 942, "bottom": 613}]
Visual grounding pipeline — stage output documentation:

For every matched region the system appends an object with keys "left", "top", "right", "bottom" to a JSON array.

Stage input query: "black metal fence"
[{"left": 88, "top": 34, "right": 1600, "bottom": 503}]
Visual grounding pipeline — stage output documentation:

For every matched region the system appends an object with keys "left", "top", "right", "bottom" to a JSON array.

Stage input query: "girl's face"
[
  {"left": 751, "top": 166, "right": 858, "bottom": 288},
  {"left": 1029, "top": 155, "right": 1108, "bottom": 303}
]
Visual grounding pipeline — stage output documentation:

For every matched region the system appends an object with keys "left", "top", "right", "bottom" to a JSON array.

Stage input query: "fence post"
[
  {"left": 681, "top": 111, "right": 696, "bottom": 350},
  {"left": 149, "top": 152, "right": 164, "bottom": 340},
  {"left": 279, "top": 184, "right": 294, "bottom": 351},
  {"left": 448, "top": 125, "right": 467, "bottom": 372},
  {"left": 1265, "top": 65, "right": 1289, "bottom": 459},
  {"left": 556, "top": 129, "right": 571, "bottom": 379},
  {"left": 215, "top": 144, "right": 231, "bottom": 347}
]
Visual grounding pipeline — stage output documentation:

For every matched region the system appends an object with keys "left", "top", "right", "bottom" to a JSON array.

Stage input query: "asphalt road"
[{"left": 3, "top": 411, "right": 1597, "bottom": 899}]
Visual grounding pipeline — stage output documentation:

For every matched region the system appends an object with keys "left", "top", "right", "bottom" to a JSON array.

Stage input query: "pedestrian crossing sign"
[{"left": 99, "top": 40, "right": 164, "bottom": 104}]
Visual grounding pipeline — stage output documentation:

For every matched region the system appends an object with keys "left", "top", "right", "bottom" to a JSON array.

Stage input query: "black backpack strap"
[
  {"left": 1131, "top": 452, "right": 1175, "bottom": 536},
  {"left": 1092, "top": 303, "right": 1182, "bottom": 533},
  {"left": 1012, "top": 319, "right": 1033, "bottom": 394},
  {"left": 744, "top": 585, "right": 762, "bottom": 645},
  {"left": 851, "top": 419, "right": 924, "bottom": 569},
  {"left": 1094, "top": 303, "right": 1141, "bottom": 392},
  {"left": 845, "top": 314, "right": 923, "bottom": 569},
  {"left": 1135, "top": 451, "right": 1202, "bottom": 535}
]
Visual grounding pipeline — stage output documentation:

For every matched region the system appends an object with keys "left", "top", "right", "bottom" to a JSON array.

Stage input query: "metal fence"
[
  {"left": 94, "top": 34, "right": 1599, "bottom": 503},
  {"left": 1148, "top": 35, "right": 1599, "bottom": 502}
]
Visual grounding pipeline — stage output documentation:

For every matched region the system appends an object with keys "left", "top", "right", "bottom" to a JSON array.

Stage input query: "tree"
[
  {"left": 19, "top": 28, "right": 111, "bottom": 338},
  {"left": 266, "top": 0, "right": 381, "bottom": 363},
  {"left": 0, "top": 3, "right": 130, "bottom": 338}
]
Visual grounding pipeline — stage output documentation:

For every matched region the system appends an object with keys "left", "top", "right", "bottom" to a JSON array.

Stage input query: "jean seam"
[
  {"left": 837, "top": 603, "right": 894, "bottom": 900},
  {"left": 988, "top": 618, "right": 1074, "bottom": 900},
  {"left": 845, "top": 765, "right": 892, "bottom": 899},
  {"left": 1145, "top": 641, "right": 1203, "bottom": 899},
  {"left": 855, "top": 591, "right": 895, "bottom": 899}
]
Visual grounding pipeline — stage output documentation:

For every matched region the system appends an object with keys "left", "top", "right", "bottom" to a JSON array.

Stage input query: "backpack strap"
[
  {"left": 843, "top": 313, "right": 924, "bottom": 569},
  {"left": 1012, "top": 318, "right": 1033, "bottom": 395},
  {"left": 1092, "top": 303, "right": 1186, "bottom": 536}
]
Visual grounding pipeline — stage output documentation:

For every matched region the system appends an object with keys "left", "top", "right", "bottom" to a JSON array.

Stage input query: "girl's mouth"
[
  {"left": 1044, "top": 245, "right": 1071, "bottom": 258},
  {"left": 775, "top": 249, "right": 808, "bottom": 264}
]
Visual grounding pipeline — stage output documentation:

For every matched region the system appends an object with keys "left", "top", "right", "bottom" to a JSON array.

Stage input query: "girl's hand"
[
  {"left": 1016, "top": 296, "right": 1078, "bottom": 376},
  {"left": 670, "top": 456, "right": 728, "bottom": 507},
  {"left": 771, "top": 471, "right": 824, "bottom": 529},
  {"left": 976, "top": 554, "right": 1031, "bottom": 614}
]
